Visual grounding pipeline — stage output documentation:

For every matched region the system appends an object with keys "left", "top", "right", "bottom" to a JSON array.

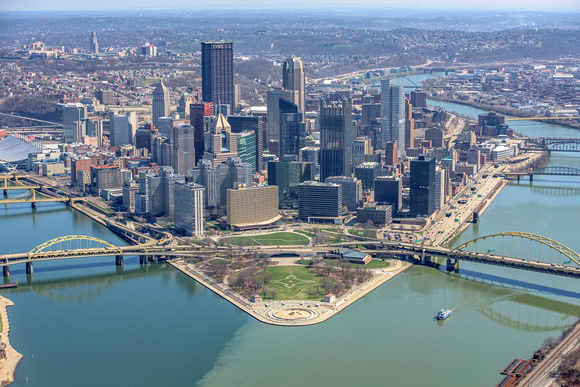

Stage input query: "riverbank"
[
  {"left": 168, "top": 258, "right": 412, "bottom": 326},
  {"left": 0, "top": 296, "right": 22, "bottom": 386},
  {"left": 427, "top": 95, "right": 580, "bottom": 131}
]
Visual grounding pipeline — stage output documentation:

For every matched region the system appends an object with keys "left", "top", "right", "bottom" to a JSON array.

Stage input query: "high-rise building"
[
  {"left": 152, "top": 81, "right": 170, "bottom": 129},
  {"left": 162, "top": 168, "right": 185, "bottom": 218},
  {"left": 374, "top": 176, "right": 402, "bottom": 215},
  {"left": 190, "top": 102, "right": 214, "bottom": 166},
  {"left": 96, "top": 90, "right": 113, "bottom": 105},
  {"left": 410, "top": 155, "right": 436, "bottom": 217},
  {"left": 216, "top": 157, "right": 253, "bottom": 207},
  {"left": 190, "top": 159, "right": 218, "bottom": 208},
  {"left": 384, "top": 141, "right": 398, "bottom": 166},
  {"left": 174, "top": 183, "right": 205, "bottom": 236},
  {"left": 235, "top": 131, "right": 257, "bottom": 174},
  {"left": 201, "top": 42, "right": 234, "bottom": 109},
  {"left": 381, "top": 78, "right": 405, "bottom": 160},
  {"left": 425, "top": 128, "right": 444, "bottom": 148},
  {"left": 122, "top": 179, "right": 139, "bottom": 213},
  {"left": 410, "top": 89, "right": 427, "bottom": 108},
  {"left": 299, "top": 147, "right": 319, "bottom": 167},
  {"left": 268, "top": 161, "right": 314, "bottom": 207},
  {"left": 228, "top": 115, "right": 264, "bottom": 172},
  {"left": 90, "top": 31, "right": 99, "bottom": 54},
  {"left": 203, "top": 114, "right": 237, "bottom": 167},
  {"left": 266, "top": 89, "right": 295, "bottom": 148},
  {"left": 171, "top": 124, "right": 196, "bottom": 175},
  {"left": 109, "top": 111, "right": 137, "bottom": 147},
  {"left": 62, "top": 103, "right": 87, "bottom": 143},
  {"left": 90, "top": 164, "right": 120, "bottom": 195},
  {"left": 355, "top": 162, "right": 381, "bottom": 190},
  {"left": 279, "top": 98, "right": 305, "bottom": 158},
  {"left": 353, "top": 137, "right": 372, "bottom": 170},
  {"left": 298, "top": 181, "right": 342, "bottom": 222},
  {"left": 319, "top": 96, "right": 353, "bottom": 182},
  {"left": 227, "top": 185, "right": 281, "bottom": 231},
  {"left": 361, "top": 103, "right": 381, "bottom": 126},
  {"left": 325, "top": 176, "right": 362, "bottom": 211},
  {"left": 282, "top": 56, "right": 305, "bottom": 121},
  {"left": 177, "top": 93, "right": 192, "bottom": 118},
  {"left": 434, "top": 168, "right": 446, "bottom": 210},
  {"left": 405, "top": 97, "right": 415, "bottom": 150}
]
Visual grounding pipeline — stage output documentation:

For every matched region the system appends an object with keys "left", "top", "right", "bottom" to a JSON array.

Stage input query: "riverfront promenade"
[
  {"left": 168, "top": 258, "right": 412, "bottom": 326},
  {"left": 0, "top": 296, "right": 22, "bottom": 386}
]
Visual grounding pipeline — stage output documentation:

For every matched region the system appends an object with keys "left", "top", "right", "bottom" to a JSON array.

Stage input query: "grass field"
[
  {"left": 225, "top": 232, "right": 309, "bottom": 246},
  {"left": 325, "top": 258, "right": 391, "bottom": 269},
  {"left": 265, "top": 266, "right": 327, "bottom": 300}
]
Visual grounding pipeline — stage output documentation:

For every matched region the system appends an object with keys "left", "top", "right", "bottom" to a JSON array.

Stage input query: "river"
[{"left": 0, "top": 73, "right": 579, "bottom": 386}]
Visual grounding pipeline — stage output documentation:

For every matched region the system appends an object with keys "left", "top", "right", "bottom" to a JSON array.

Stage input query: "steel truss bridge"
[
  {"left": 0, "top": 188, "right": 71, "bottom": 208},
  {"left": 1, "top": 175, "right": 40, "bottom": 192},
  {"left": 1, "top": 232, "right": 579, "bottom": 279},
  {"left": 525, "top": 137, "right": 580, "bottom": 152}
]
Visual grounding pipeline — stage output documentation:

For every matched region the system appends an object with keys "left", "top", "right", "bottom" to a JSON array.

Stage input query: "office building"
[
  {"left": 203, "top": 114, "right": 237, "bottom": 167},
  {"left": 353, "top": 137, "right": 372, "bottom": 171},
  {"left": 90, "top": 164, "right": 120, "bottom": 195},
  {"left": 357, "top": 205, "right": 393, "bottom": 226},
  {"left": 319, "top": 96, "right": 353, "bottom": 182},
  {"left": 410, "top": 155, "right": 436, "bottom": 217},
  {"left": 325, "top": 176, "right": 362, "bottom": 211},
  {"left": 355, "top": 162, "right": 381, "bottom": 190},
  {"left": 190, "top": 159, "right": 218, "bottom": 208},
  {"left": 174, "top": 183, "right": 205, "bottom": 236},
  {"left": 109, "top": 111, "right": 137, "bottom": 147},
  {"left": 122, "top": 179, "right": 139, "bottom": 213},
  {"left": 162, "top": 168, "right": 185, "bottom": 218},
  {"left": 299, "top": 147, "right": 319, "bottom": 166},
  {"left": 226, "top": 185, "right": 281, "bottom": 231},
  {"left": 279, "top": 98, "right": 305, "bottom": 158},
  {"left": 384, "top": 141, "right": 398, "bottom": 166},
  {"left": 268, "top": 161, "right": 314, "bottom": 207},
  {"left": 298, "top": 181, "right": 342, "bottom": 223},
  {"left": 201, "top": 42, "right": 234, "bottom": 109},
  {"left": 190, "top": 102, "right": 214, "bottom": 166},
  {"left": 425, "top": 128, "right": 444, "bottom": 148},
  {"left": 62, "top": 103, "right": 87, "bottom": 143},
  {"left": 361, "top": 103, "right": 381, "bottom": 126},
  {"left": 228, "top": 115, "right": 264, "bottom": 172},
  {"left": 152, "top": 81, "right": 170, "bottom": 129},
  {"left": 90, "top": 31, "right": 98, "bottom": 54},
  {"left": 266, "top": 89, "right": 295, "bottom": 147},
  {"left": 410, "top": 89, "right": 427, "bottom": 108},
  {"left": 381, "top": 78, "right": 405, "bottom": 160},
  {"left": 435, "top": 168, "right": 446, "bottom": 210},
  {"left": 177, "top": 93, "right": 192, "bottom": 118},
  {"left": 374, "top": 176, "right": 402, "bottom": 214},
  {"left": 282, "top": 56, "right": 305, "bottom": 120},
  {"left": 405, "top": 97, "right": 415, "bottom": 150},
  {"left": 235, "top": 131, "right": 257, "bottom": 173},
  {"left": 171, "top": 123, "right": 196, "bottom": 175}
]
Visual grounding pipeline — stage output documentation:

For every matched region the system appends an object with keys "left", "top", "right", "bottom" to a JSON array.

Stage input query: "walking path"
[
  {"left": 0, "top": 296, "right": 22, "bottom": 386},
  {"left": 168, "top": 259, "right": 412, "bottom": 326}
]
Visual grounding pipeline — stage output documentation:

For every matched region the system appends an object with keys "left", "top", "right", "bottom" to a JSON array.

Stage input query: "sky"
[{"left": 2, "top": 0, "right": 580, "bottom": 12}]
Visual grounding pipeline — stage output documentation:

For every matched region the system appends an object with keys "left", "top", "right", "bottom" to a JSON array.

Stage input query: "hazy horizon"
[{"left": 2, "top": 0, "right": 580, "bottom": 12}]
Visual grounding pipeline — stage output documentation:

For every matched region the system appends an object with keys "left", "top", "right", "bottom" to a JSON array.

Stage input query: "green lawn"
[
  {"left": 225, "top": 232, "right": 309, "bottom": 246},
  {"left": 265, "top": 266, "right": 328, "bottom": 300},
  {"left": 325, "top": 258, "right": 391, "bottom": 269}
]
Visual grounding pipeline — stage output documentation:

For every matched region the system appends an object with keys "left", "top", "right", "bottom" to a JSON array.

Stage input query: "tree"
[
  {"left": 321, "top": 277, "right": 332, "bottom": 293},
  {"left": 256, "top": 270, "right": 274, "bottom": 286}
]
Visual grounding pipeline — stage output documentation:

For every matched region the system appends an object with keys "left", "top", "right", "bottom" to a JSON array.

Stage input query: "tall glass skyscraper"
[
  {"left": 201, "top": 42, "right": 234, "bottom": 110},
  {"left": 381, "top": 78, "right": 405, "bottom": 160},
  {"left": 410, "top": 155, "right": 436, "bottom": 217},
  {"left": 152, "top": 81, "right": 170, "bottom": 129},
  {"left": 319, "top": 96, "right": 353, "bottom": 182},
  {"left": 282, "top": 56, "right": 305, "bottom": 121}
]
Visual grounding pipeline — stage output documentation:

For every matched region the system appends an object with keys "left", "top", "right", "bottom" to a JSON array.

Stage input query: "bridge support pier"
[
  {"left": 3, "top": 266, "right": 9, "bottom": 278},
  {"left": 530, "top": 174, "right": 534, "bottom": 182},
  {"left": 31, "top": 202, "right": 37, "bottom": 209},
  {"left": 3, "top": 189, "right": 7, "bottom": 197},
  {"left": 517, "top": 175, "right": 520, "bottom": 182},
  {"left": 140, "top": 255, "right": 147, "bottom": 264},
  {"left": 421, "top": 250, "right": 426, "bottom": 265},
  {"left": 26, "top": 262, "right": 33, "bottom": 274},
  {"left": 115, "top": 255, "right": 124, "bottom": 266},
  {"left": 453, "top": 259, "right": 460, "bottom": 272}
]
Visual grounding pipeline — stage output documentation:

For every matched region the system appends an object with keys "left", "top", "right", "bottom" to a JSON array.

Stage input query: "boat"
[{"left": 436, "top": 308, "right": 451, "bottom": 320}]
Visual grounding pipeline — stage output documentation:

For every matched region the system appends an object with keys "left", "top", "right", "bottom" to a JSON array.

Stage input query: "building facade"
[
  {"left": 201, "top": 42, "right": 234, "bottom": 109},
  {"left": 381, "top": 78, "right": 405, "bottom": 160},
  {"left": 174, "top": 183, "right": 205, "bottom": 236},
  {"left": 319, "top": 96, "right": 353, "bottom": 182},
  {"left": 152, "top": 81, "right": 170, "bottom": 129}
]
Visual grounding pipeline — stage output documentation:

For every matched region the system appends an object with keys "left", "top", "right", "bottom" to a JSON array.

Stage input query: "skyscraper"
[
  {"left": 62, "top": 103, "right": 87, "bottom": 143},
  {"left": 405, "top": 96, "right": 415, "bottom": 150},
  {"left": 266, "top": 89, "right": 295, "bottom": 149},
  {"left": 203, "top": 114, "right": 237, "bottom": 167},
  {"left": 279, "top": 98, "right": 305, "bottom": 158},
  {"left": 152, "top": 81, "right": 170, "bottom": 129},
  {"left": 190, "top": 102, "right": 214, "bottom": 166},
  {"left": 109, "top": 111, "right": 137, "bottom": 147},
  {"left": 319, "top": 96, "right": 353, "bottom": 182},
  {"left": 90, "top": 31, "right": 98, "bottom": 54},
  {"left": 201, "top": 42, "right": 234, "bottom": 109},
  {"left": 381, "top": 78, "right": 405, "bottom": 160},
  {"left": 410, "top": 155, "right": 436, "bottom": 217},
  {"left": 228, "top": 115, "right": 264, "bottom": 172},
  {"left": 171, "top": 124, "right": 196, "bottom": 175},
  {"left": 174, "top": 183, "right": 205, "bottom": 236},
  {"left": 282, "top": 56, "right": 305, "bottom": 121}
]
